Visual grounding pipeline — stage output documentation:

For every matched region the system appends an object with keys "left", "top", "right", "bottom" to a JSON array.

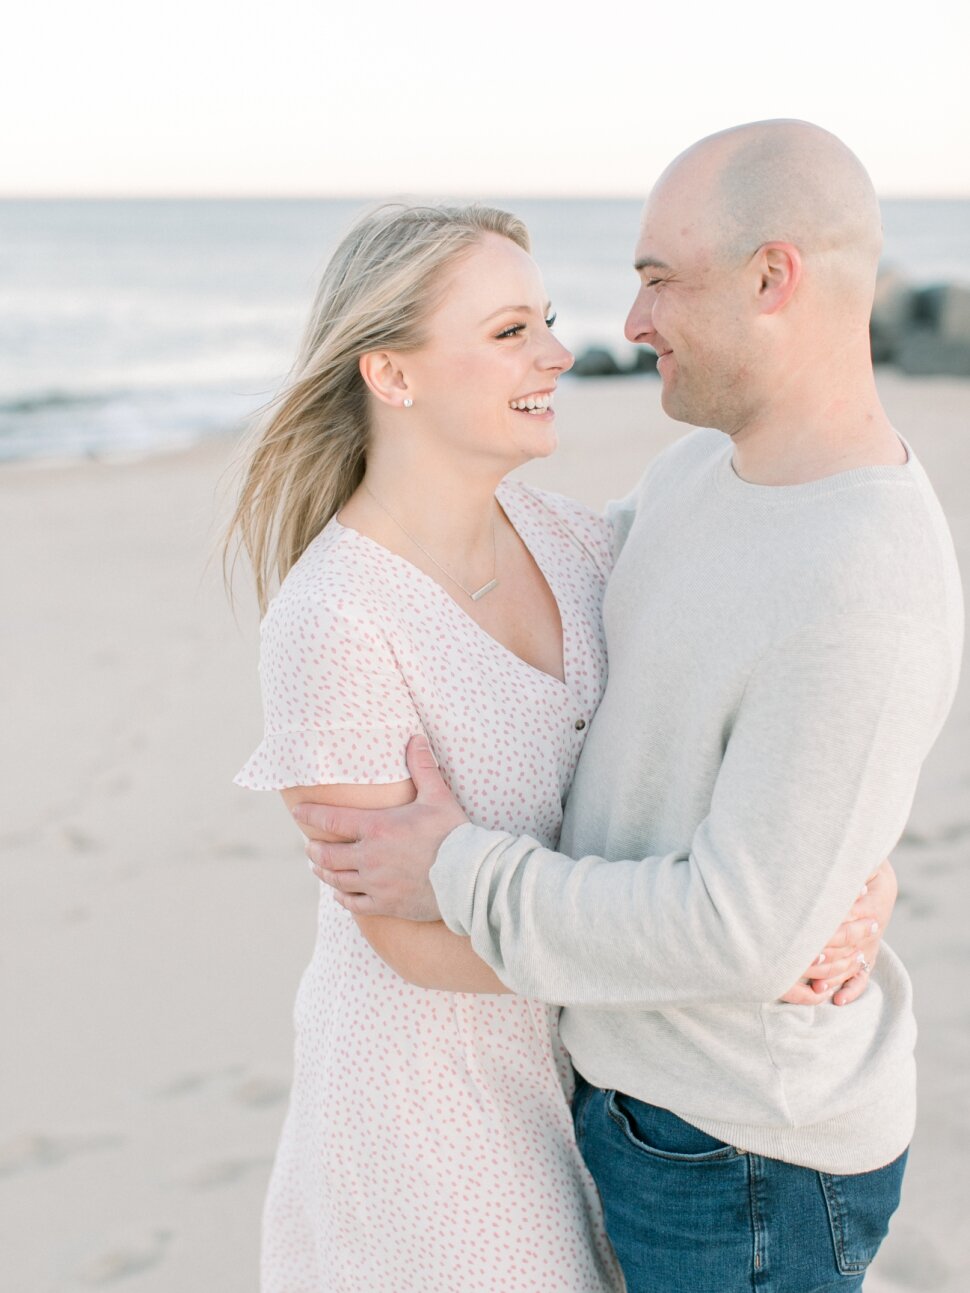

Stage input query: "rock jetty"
[{"left": 569, "top": 274, "right": 970, "bottom": 379}]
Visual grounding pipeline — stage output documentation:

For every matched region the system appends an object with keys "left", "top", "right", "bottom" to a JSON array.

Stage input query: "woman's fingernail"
[
  {"left": 869, "top": 921, "right": 879, "bottom": 935},
  {"left": 306, "top": 858, "right": 316, "bottom": 873},
  {"left": 859, "top": 883, "right": 868, "bottom": 896},
  {"left": 816, "top": 953, "right": 826, "bottom": 965}
]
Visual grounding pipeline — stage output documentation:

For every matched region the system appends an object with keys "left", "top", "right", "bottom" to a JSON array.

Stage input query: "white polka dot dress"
[{"left": 235, "top": 480, "right": 625, "bottom": 1293}]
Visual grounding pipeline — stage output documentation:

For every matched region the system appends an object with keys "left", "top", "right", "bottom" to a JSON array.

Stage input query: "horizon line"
[{"left": 2, "top": 190, "right": 969, "bottom": 203}]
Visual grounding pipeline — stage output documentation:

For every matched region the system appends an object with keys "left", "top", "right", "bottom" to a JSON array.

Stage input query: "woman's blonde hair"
[{"left": 224, "top": 202, "right": 530, "bottom": 613}]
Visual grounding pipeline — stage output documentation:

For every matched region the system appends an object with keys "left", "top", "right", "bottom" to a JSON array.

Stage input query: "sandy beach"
[{"left": 2, "top": 369, "right": 968, "bottom": 1292}]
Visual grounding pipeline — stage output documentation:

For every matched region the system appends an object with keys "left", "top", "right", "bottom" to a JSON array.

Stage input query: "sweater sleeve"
[{"left": 430, "top": 611, "right": 957, "bottom": 1008}]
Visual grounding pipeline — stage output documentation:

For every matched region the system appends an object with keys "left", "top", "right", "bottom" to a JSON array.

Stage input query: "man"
[{"left": 297, "top": 122, "right": 963, "bottom": 1291}]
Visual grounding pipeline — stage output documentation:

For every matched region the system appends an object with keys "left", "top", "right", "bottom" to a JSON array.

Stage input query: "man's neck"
[{"left": 727, "top": 378, "right": 905, "bottom": 486}]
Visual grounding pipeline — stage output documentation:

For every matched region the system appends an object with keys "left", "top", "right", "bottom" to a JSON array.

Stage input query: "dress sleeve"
[{"left": 234, "top": 594, "right": 421, "bottom": 791}]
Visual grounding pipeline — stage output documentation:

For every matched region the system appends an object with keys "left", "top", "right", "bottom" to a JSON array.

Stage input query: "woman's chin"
[{"left": 514, "top": 424, "right": 558, "bottom": 462}]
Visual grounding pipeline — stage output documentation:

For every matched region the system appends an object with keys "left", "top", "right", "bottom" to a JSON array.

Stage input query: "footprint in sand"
[
  {"left": 232, "top": 1076, "right": 289, "bottom": 1108},
  {"left": 77, "top": 1228, "right": 172, "bottom": 1286},
  {"left": 152, "top": 1067, "right": 286, "bottom": 1106},
  {"left": 0, "top": 1131, "right": 124, "bottom": 1177},
  {"left": 212, "top": 841, "right": 262, "bottom": 859},
  {"left": 181, "top": 1156, "right": 273, "bottom": 1189},
  {"left": 62, "top": 825, "right": 99, "bottom": 853},
  {"left": 152, "top": 1065, "right": 245, "bottom": 1099},
  {"left": 902, "top": 821, "right": 970, "bottom": 849},
  {"left": 0, "top": 830, "right": 33, "bottom": 851}
]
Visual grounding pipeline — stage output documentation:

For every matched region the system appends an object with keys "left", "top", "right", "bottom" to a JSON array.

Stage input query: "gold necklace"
[{"left": 363, "top": 484, "right": 499, "bottom": 601}]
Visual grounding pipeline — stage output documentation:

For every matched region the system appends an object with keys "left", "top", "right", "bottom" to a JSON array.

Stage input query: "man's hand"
[
  {"left": 298, "top": 736, "right": 468, "bottom": 920},
  {"left": 779, "top": 858, "right": 897, "bottom": 1006}
]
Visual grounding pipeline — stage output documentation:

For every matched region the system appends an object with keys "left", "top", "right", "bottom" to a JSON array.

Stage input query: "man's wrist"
[{"left": 430, "top": 823, "right": 513, "bottom": 935}]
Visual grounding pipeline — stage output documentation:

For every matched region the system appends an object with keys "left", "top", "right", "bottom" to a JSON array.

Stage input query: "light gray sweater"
[{"left": 431, "top": 429, "right": 964, "bottom": 1173}]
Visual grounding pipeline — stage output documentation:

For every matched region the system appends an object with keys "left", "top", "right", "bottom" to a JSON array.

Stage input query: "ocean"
[{"left": 2, "top": 198, "right": 969, "bottom": 463}]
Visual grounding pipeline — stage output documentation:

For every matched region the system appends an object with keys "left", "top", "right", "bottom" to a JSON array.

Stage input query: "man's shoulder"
[
  {"left": 831, "top": 455, "right": 962, "bottom": 632},
  {"left": 605, "top": 429, "right": 725, "bottom": 557},
  {"left": 647, "top": 426, "right": 726, "bottom": 480},
  {"left": 626, "top": 426, "right": 726, "bottom": 508}
]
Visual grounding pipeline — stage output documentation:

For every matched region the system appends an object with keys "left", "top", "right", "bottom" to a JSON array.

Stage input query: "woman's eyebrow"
[{"left": 480, "top": 301, "right": 553, "bottom": 324}]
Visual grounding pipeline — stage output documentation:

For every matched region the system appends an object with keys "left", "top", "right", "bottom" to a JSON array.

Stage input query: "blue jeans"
[{"left": 573, "top": 1075, "right": 907, "bottom": 1292}]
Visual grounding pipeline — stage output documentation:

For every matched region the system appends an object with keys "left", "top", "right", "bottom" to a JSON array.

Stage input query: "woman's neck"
[{"left": 341, "top": 441, "right": 509, "bottom": 583}]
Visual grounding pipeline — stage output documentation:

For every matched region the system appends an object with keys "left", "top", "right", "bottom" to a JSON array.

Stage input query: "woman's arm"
[{"left": 281, "top": 782, "right": 510, "bottom": 995}]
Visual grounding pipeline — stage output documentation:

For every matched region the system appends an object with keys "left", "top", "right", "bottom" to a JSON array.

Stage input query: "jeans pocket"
[
  {"left": 571, "top": 1073, "right": 595, "bottom": 1142},
  {"left": 819, "top": 1149, "right": 908, "bottom": 1274},
  {"left": 605, "top": 1090, "right": 743, "bottom": 1163}
]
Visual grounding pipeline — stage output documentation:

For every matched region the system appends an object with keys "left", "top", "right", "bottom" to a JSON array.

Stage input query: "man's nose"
[{"left": 624, "top": 291, "right": 656, "bottom": 345}]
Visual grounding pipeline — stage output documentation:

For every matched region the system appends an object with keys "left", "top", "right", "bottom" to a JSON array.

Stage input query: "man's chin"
[{"left": 659, "top": 385, "right": 705, "bottom": 428}]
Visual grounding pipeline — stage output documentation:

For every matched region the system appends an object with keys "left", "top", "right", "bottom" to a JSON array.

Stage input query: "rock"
[
  {"left": 627, "top": 348, "right": 659, "bottom": 374},
  {"left": 870, "top": 271, "right": 916, "bottom": 363},
  {"left": 571, "top": 346, "right": 622, "bottom": 377},
  {"left": 912, "top": 284, "right": 948, "bottom": 327},
  {"left": 896, "top": 328, "right": 970, "bottom": 378},
  {"left": 909, "top": 283, "right": 970, "bottom": 339},
  {"left": 937, "top": 285, "right": 970, "bottom": 343},
  {"left": 872, "top": 279, "right": 970, "bottom": 371}
]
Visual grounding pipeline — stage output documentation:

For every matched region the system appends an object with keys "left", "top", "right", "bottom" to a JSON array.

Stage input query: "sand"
[{"left": 1, "top": 369, "right": 968, "bottom": 1292}]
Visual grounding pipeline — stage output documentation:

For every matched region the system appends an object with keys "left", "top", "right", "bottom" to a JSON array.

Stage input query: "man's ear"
[
  {"left": 752, "top": 242, "right": 802, "bottom": 315},
  {"left": 359, "top": 351, "right": 411, "bottom": 408}
]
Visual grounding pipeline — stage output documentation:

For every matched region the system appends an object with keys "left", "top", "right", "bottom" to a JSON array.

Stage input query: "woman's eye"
[
  {"left": 545, "top": 312, "right": 557, "bottom": 329},
  {"left": 496, "top": 324, "right": 525, "bottom": 338}
]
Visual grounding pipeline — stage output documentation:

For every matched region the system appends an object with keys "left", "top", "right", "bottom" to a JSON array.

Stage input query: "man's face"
[{"left": 625, "top": 180, "right": 757, "bottom": 432}]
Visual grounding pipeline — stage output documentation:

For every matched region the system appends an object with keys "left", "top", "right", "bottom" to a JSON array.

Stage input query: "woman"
[{"left": 227, "top": 204, "right": 888, "bottom": 1292}]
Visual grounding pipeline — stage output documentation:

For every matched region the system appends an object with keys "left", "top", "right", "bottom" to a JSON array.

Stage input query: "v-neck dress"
[{"left": 235, "top": 479, "right": 624, "bottom": 1293}]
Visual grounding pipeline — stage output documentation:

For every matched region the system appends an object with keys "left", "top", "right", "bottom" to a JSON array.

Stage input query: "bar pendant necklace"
[{"left": 363, "top": 485, "right": 499, "bottom": 601}]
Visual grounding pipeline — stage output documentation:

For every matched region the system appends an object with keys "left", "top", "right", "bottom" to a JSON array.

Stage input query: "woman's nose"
[{"left": 543, "top": 333, "right": 574, "bottom": 373}]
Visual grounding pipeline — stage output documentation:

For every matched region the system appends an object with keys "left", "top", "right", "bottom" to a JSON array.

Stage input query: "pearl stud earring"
[{"left": 403, "top": 398, "right": 413, "bottom": 408}]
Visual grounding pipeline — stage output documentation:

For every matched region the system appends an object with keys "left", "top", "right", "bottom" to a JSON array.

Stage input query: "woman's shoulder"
[
  {"left": 498, "top": 479, "right": 613, "bottom": 578},
  {"left": 262, "top": 519, "right": 394, "bottom": 639}
]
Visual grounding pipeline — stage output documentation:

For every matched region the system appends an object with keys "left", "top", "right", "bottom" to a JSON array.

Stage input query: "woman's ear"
[
  {"left": 359, "top": 352, "right": 411, "bottom": 407},
  {"left": 752, "top": 242, "right": 802, "bottom": 315}
]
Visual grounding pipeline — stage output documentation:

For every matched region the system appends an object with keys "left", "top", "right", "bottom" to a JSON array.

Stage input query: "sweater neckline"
[{"left": 714, "top": 434, "right": 914, "bottom": 504}]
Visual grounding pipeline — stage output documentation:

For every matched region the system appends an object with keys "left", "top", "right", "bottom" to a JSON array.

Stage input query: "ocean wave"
[
  {"left": 0, "top": 383, "right": 265, "bottom": 463},
  {"left": 0, "top": 389, "right": 120, "bottom": 416}
]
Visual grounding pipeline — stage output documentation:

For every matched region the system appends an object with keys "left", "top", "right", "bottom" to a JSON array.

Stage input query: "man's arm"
[
  {"left": 298, "top": 613, "right": 951, "bottom": 1008},
  {"left": 426, "top": 613, "right": 950, "bottom": 1007}
]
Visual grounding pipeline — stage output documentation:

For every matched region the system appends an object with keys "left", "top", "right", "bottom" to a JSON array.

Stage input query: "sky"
[{"left": 5, "top": 0, "right": 969, "bottom": 198}]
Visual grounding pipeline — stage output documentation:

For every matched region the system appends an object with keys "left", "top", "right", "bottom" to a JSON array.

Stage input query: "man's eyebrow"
[
  {"left": 634, "top": 256, "right": 671, "bottom": 272},
  {"left": 480, "top": 302, "right": 553, "bottom": 324}
]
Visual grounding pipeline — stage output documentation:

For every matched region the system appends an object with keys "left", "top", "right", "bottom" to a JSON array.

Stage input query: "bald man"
[{"left": 299, "top": 122, "right": 963, "bottom": 1290}]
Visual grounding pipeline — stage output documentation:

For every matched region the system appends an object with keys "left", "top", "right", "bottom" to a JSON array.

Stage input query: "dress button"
[{"left": 574, "top": 718, "right": 586, "bottom": 731}]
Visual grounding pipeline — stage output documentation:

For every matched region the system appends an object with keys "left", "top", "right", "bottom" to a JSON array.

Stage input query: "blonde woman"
[{"left": 227, "top": 205, "right": 890, "bottom": 1292}]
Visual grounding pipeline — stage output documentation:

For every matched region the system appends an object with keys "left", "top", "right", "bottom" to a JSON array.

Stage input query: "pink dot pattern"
[{"left": 235, "top": 481, "right": 624, "bottom": 1292}]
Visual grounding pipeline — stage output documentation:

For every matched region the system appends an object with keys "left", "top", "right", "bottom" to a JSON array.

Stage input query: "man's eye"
[{"left": 646, "top": 278, "right": 665, "bottom": 289}]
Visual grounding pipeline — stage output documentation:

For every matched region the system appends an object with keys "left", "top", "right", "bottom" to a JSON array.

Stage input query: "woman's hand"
[{"left": 779, "top": 858, "right": 897, "bottom": 1006}]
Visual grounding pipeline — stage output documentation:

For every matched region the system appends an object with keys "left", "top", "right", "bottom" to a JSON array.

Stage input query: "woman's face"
[{"left": 401, "top": 233, "right": 574, "bottom": 470}]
